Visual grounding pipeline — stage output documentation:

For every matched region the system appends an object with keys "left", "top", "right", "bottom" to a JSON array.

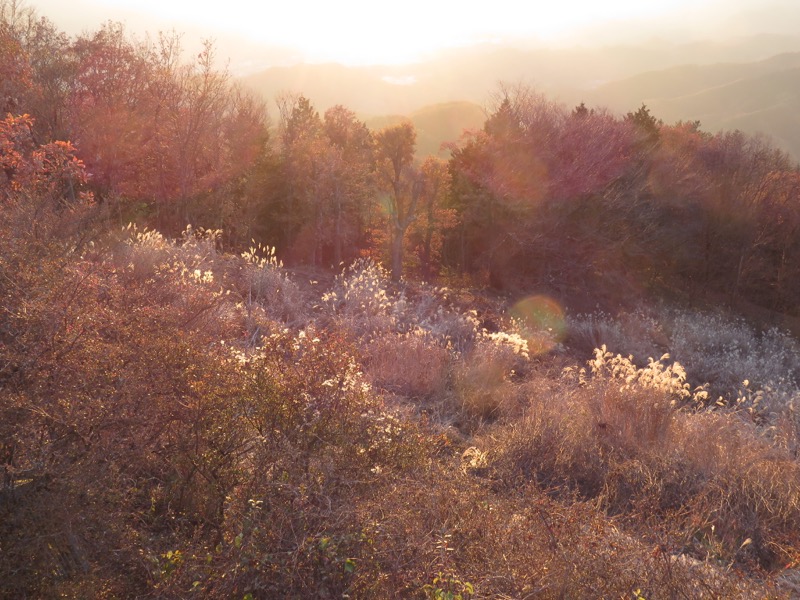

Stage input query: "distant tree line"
[{"left": 3, "top": 5, "right": 800, "bottom": 314}]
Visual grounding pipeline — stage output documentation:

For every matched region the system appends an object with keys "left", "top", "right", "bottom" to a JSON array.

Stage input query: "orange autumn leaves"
[{"left": 1, "top": 113, "right": 90, "bottom": 203}]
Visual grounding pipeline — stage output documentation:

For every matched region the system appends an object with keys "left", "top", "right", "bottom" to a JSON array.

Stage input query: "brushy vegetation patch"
[
  {"left": 492, "top": 349, "right": 800, "bottom": 573},
  {"left": 568, "top": 309, "right": 800, "bottom": 406},
  {"left": 3, "top": 206, "right": 800, "bottom": 598}
]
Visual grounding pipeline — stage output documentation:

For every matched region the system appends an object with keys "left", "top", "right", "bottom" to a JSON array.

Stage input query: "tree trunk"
[
  {"left": 421, "top": 200, "right": 435, "bottom": 280},
  {"left": 390, "top": 224, "right": 404, "bottom": 281},
  {"left": 333, "top": 191, "right": 342, "bottom": 266}
]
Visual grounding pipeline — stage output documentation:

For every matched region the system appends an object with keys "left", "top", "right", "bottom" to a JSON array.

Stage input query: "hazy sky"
[{"left": 24, "top": 0, "right": 800, "bottom": 67}]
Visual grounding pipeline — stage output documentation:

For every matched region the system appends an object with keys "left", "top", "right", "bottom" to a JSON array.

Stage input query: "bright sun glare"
[{"left": 93, "top": 0, "right": 699, "bottom": 64}]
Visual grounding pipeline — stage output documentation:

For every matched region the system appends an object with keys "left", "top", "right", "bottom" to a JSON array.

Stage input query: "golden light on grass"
[{"left": 510, "top": 295, "right": 566, "bottom": 355}]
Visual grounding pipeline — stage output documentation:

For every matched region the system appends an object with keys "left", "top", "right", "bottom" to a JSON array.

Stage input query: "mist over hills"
[
  {"left": 241, "top": 34, "right": 800, "bottom": 158},
  {"left": 242, "top": 35, "right": 800, "bottom": 112},
  {"left": 362, "top": 101, "right": 486, "bottom": 158},
  {"left": 590, "top": 53, "right": 800, "bottom": 159},
  {"left": 589, "top": 52, "right": 800, "bottom": 108}
]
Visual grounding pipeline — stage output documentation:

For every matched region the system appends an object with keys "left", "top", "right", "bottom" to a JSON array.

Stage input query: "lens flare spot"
[{"left": 510, "top": 295, "right": 565, "bottom": 355}]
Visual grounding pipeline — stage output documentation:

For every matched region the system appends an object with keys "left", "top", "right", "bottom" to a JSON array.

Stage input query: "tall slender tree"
[{"left": 375, "top": 121, "right": 418, "bottom": 281}]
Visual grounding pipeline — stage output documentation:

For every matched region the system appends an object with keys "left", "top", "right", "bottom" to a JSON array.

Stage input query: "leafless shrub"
[
  {"left": 237, "top": 242, "right": 306, "bottom": 326},
  {"left": 450, "top": 334, "right": 528, "bottom": 427},
  {"left": 364, "top": 330, "right": 451, "bottom": 399}
]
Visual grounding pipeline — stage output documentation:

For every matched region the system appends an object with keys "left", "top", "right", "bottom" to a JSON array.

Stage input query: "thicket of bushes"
[{"left": 2, "top": 183, "right": 800, "bottom": 596}]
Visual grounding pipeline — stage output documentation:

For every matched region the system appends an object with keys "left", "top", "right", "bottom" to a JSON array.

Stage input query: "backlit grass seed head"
[
  {"left": 568, "top": 308, "right": 800, "bottom": 414},
  {"left": 484, "top": 330, "right": 530, "bottom": 359},
  {"left": 241, "top": 241, "right": 282, "bottom": 269},
  {"left": 589, "top": 345, "right": 698, "bottom": 404},
  {"left": 190, "top": 269, "right": 214, "bottom": 284}
]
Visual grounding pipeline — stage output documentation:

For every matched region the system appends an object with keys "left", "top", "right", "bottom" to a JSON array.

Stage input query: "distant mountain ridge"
[
  {"left": 589, "top": 53, "right": 800, "bottom": 107},
  {"left": 363, "top": 101, "right": 486, "bottom": 157},
  {"left": 240, "top": 35, "right": 800, "bottom": 111},
  {"left": 589, "top": 53, "right": 800, "bottom": 160},
  {"left": 240, "top": 39, "right": 800, "bottom": 160}
]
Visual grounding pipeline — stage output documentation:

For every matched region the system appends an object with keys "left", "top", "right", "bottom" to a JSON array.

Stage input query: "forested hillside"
[{"left": 3, "top": 5, "right": 800, "bottom": 598}]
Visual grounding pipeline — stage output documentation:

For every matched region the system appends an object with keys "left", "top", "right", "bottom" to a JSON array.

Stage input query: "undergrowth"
[{"left": 3, "top": 220, "right": 800, "bottom": 598}]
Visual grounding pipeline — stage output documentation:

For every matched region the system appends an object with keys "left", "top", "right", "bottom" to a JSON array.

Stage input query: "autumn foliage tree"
[
  {"left": 447, "top": 87, "right": 639, "bottom": 292},
  {"left": 272, "top": 94, "right": 326, "bottom": 262},
  {"left": 322, "top": 105, "right": 374, "bottom": 265},
  {"left": 67, "top": 23, "right": 151, "bottom": 201},
  {"left": 0, "top": 21, "right": 31, "bottom": 114},
  {"left": 65, "top": 28, "right": 268, "bottom": 235},
  {"left": 269, "top": 97, "right": 375, "bottom": 266},
  {"left": 407, "top": 156, "right": 455, "bottom": 279},
  {"left": 0, "top": 5, "right": 270, "bottom": 241},
  {"left": 375, "top": 121, "right": 420, "bottom": 281},
  {"left": 1, "top": 113, "right": 91, "bottom": 209}
]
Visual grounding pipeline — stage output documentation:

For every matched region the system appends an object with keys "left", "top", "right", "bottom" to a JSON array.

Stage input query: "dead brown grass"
[{"left": 490, "top": 373, "right": 800, "bottom": 576}]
